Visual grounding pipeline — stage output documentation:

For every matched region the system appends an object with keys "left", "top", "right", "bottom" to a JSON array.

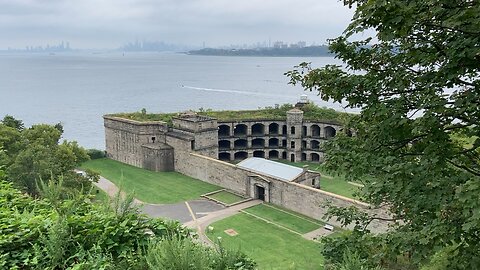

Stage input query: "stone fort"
[{"left": 104, "top": 100, "right": 390, "bottom": 232}]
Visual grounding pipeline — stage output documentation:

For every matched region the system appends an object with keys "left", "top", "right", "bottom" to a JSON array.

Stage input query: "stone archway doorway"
[
  {"left": 248, "top": 175, "right": 271, "bottom": 202},
  {"left": 255, "top": 185, "right": 265, "bottom": 201}
]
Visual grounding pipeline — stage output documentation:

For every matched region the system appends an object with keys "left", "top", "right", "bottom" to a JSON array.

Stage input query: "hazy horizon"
[{"left": 0, "top": 0, "right": 354, "bottom": 50}]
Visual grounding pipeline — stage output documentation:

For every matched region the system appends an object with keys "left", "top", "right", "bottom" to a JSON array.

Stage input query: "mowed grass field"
[
  {"left": 208, "top": 190, "right": 245, "bottom": 205},
  {"left": 206, "top": 212, "right": 324, "bottom": 270},
  {"left": 243, "top": 204, "right": 323, "bottom": 234},
  {"left": 81, "top": 158, "right": 220, "bottom": 204}
]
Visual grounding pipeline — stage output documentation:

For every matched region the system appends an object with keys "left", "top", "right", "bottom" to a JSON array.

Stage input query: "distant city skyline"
[
  {"left": 0, "top": 0, "right": 356, "bottom": 50},
  {"left": 3, "top": 39, "right": 325, "bottom": 52}
]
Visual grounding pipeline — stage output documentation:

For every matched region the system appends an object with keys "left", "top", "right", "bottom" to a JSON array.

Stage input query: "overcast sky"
[{"left": 0, "top": 0, "right": 355, "bottom": 49}]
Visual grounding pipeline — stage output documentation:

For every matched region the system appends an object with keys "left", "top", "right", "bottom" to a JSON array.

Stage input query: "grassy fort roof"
[{"left": 108, "top": 103, "right": 352, "bottom": 125}]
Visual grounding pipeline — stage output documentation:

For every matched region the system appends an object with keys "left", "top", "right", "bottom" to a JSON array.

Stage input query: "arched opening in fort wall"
[
  {"left": 234, "top": 139, "right": 248, "bottom": 149},
  {"left": 311, "top": 153, "right": 320, "bottom": 162},
  {"left": 251, "top": 123, "right": 265, "bottom": 136},
  {"left": 325, "top": 126, "right": 337, "bottom": 139},
  {"left": 269, "top": 123, "right": 279, "bottom": 135},
  {"left": 218, "top": 140, "right": 231, "bottom": 150},
  {"left": 269, "top": 150, "right": 279, "bottom": 159},
  {"left": 234, "top": 151, "right": 248, "bottom": 160},
  {"left": 269, "top": 138, "right": 279, "bottom": 147},
  {"left": 234, "top": 124, "right": 248, "bottom": 136},
  {"left": 302, "top": 140, "right": 307, "bottom": 149},
  {"left": 311, "top": 125, "right": 320, "bottom": 137},
  {"left": 218, "top": 152, "right": 231, "bottom": 161},
  {"left": 252, "top": 138, "right": 265, "bottom": 148},
  {"left": 253, "top": 150, "right": 265, "bottom": 158},
  {"left": 311, "top": 140, "right": 320, "bottom": 150},
  {"left": 218, "top": 125, "right": 230, "bottom": 137}
]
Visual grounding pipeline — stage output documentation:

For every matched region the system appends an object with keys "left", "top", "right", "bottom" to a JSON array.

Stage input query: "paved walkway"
[
  {"left": 184, "top": 199, "right": 263, "bottom": 245},
  {"left": 142, "top": 199, "right": 224, "bottom": 223},
  {"left": 86, "top": 172, "right": 263, "bottom": 244},
  {"left": 93, "top": 175, "right": 143, "bottom": 204},
  {"left": 302, "top": 227, "right": 334, "bottom": 240}
]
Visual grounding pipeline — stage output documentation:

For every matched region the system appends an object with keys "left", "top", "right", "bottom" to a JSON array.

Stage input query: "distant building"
[{"left": 273, "top": 41, "right": 284, "bottom": 49}]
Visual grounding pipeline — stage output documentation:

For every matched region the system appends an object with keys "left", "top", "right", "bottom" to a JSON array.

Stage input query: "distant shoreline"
[{"left": 187, "top": 46, "right": 333, "bottom": 57}]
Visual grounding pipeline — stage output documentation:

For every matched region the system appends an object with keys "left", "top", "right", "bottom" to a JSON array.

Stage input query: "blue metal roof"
[{"left": 237, "top": 157, "right": 303, "bottom": 182}]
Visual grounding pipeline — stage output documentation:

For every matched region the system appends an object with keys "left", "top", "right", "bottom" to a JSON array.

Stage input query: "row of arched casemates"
[{"left": 217, "top": 108, "right": 341, "bottom": 163}]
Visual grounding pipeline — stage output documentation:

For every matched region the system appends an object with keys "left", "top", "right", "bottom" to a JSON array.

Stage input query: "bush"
[
  {"left": 0, "top": 177, "right": 256, "bottom": 269},
  {"left": 87, "top": 149, "right": 106, "bottom": 159}
]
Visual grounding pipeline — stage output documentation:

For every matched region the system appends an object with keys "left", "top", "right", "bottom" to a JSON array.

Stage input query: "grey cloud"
[{"left": 0, "top": 0, "right": 354, "bottom": 48}]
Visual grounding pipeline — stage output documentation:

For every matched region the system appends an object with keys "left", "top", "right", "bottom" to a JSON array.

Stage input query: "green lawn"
[
  {"left": 207, "top": 190, "right": 245, "bottom": 205},
  {"left": 279, "top": 161, "right": 359, "bottom": 199},
  {"left": 81, "top": 158, "right": 220, "bottom": 204},
  {"left": 91, "top": 186, "right": 109, "bottom": 203},
  {"left": 243, "top": 204, "right": 322, "bottom": 234},
  {"left": 206, "top": 213, "right": 324, "bottom": 270}
]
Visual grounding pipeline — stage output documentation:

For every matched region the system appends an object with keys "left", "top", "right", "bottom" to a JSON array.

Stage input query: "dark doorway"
[
  {"left": 311, "top": 153, "right": 320, "bottom": 162},
  {"left": 252, "top": 123, "right": 265, "bottom": 136},
  {"left": 256, "top": 185, "right": 265, "bottom": 201},
  {"left": 269, "top": 123, "right": 279, "bottom": 135},
  {"left": 290, "top": 154, "right": 295, "bottom": 162},
  {"left": 219, "top": 140, "right": 231, "bottom": 150},
  {"left": 234, "top": 151, "right": 248, "bottom": 160},
  {"left": 253, "top": 150, "right": 265, "bottom": 158},
  {"left": 269, "top": 150, "right": 279, "bottom": 159},
  {"left": 218, "top": 152, "right": 231, "bottom": 161},
  {"left": 218, "top": 125, "right": 230, "bottom": 137},
  {"left": 325, "top": 126, "right": 337, "bottom": 139},
  {"left": 234, "top": 124, "right": 248, "bottom": 136}
]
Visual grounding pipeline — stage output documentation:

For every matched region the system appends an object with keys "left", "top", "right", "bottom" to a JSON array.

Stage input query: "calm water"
[{"left": 0, "top": 52, "right": 344, "bottom": 149}]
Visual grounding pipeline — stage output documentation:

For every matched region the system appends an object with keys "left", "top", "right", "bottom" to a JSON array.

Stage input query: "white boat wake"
[{"left": 181, "top": 85, "right": 297, "bottom": 99}]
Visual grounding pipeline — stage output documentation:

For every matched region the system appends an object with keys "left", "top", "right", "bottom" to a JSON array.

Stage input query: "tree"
[
  {"left": 286, "top": 0, "right": 479, "bottom": 269},
  {"left": 0, "top": 117, "right": 93, "bottom": 196},
  {"left": 1, "top": 115, "right": 24, "bottom": 131}
]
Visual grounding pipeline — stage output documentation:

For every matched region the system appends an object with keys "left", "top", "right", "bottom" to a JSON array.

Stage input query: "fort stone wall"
[
  {"left": 141, "top": 144, "right": 174, "bottom": 171},
  {"left": 104, "top": 116, "right": 169, "bottom": 167},
  {"left": 181, "top": 153, "right": 391, "bottom": 233}
]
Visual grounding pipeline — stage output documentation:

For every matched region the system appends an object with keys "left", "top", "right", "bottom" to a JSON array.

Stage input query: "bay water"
[{"left": 0, "top": 52, "right": 344, "bottom": 149}]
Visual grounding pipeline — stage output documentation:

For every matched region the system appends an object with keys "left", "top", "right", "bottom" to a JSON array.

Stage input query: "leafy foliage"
[
  {"left": 1, "top": 115, "right": 24, "bottom": 131},
  {"left": 0, "top": 116, "right": 94, "bottom": 196},
  {"left": 87, "top": 148, "right": 107, "bottom": 160},
  {"left": 286, "top": 0, "right": 480, "bottom": 269},
  {"left": 145, "top": 237, "right": 256, "bottom": 270},
  {"left": 0, "top": 174, "right": 255, "bottom": 269}
]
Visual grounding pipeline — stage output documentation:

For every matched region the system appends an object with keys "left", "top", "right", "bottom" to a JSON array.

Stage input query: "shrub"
[{"left": 87, "top": 149, "right": 106, "bottom": 159}]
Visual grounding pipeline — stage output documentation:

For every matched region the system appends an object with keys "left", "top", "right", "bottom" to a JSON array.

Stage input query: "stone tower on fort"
[{"left": 104, "top": 112, "right": 218, "bottom": 172}]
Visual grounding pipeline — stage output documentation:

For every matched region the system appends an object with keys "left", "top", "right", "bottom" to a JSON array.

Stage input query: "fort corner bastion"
[{"left": 104, "top": 102, "right": 391, "bottom": 232}]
